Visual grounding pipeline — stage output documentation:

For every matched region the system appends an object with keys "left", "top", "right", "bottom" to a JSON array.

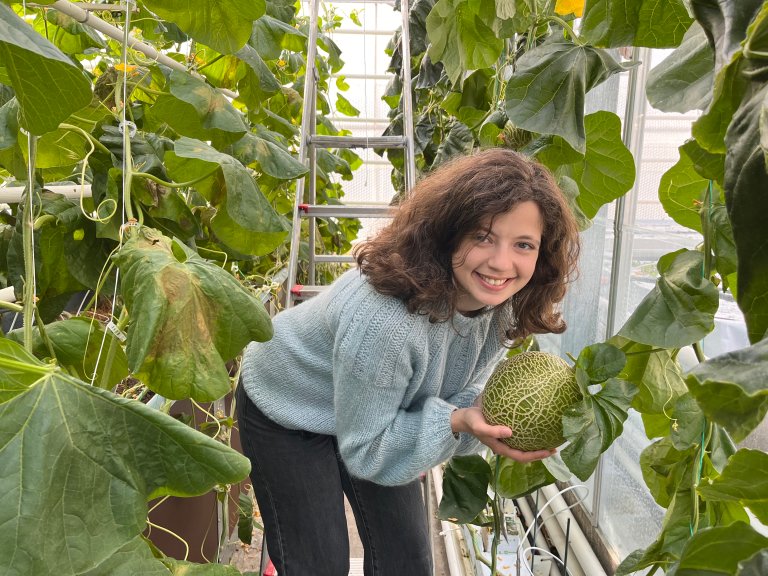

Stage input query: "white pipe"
[
  {"left": 430, "top": 466, "right": 474, "bottom": 576},
  {"left": 0, "top": 184, "right": 91, "bottom": 204},
  {"left": 538, "top": 485, "right": 607, "bottom": 576},
  {"left": 49, "top": 0, "right": 238, "bottom": 99},
  {"left": 515, "top": 496, "right": 560, "bottom": 576}
]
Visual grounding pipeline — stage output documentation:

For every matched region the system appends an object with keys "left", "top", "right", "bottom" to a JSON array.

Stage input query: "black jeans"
[{"left": 235, "top": 384, "right": 433, "bottom": 576}]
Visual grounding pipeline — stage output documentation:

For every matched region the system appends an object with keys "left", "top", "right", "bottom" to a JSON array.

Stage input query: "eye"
[{"left": 517, "top": 241, "right": 537, "bottom": 250}]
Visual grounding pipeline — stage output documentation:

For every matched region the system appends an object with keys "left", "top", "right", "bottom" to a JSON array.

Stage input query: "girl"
[{"left": 236, "top": 148, "right": 581, "bottom": 575}]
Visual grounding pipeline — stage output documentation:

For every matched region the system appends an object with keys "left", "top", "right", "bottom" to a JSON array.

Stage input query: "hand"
[{"left": 450, "top": 407, "right": 556, "bottom": 463}]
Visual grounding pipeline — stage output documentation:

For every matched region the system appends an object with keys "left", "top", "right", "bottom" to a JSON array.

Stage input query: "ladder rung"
[
  {"left": 299, "top": 204, "right": 393, "bottom": 218},
  {"left": 308, "top": 135, "right": 407, "bottom": 149},
  {"left": 290, "top": 284, "right": 327, "bottom": 299},
  {"left": 313, "top": 254, "right": 355, "bottom": 263}
]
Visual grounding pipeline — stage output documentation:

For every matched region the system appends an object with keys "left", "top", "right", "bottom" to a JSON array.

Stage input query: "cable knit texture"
[{"left": 241, "top": 269, "right": 507, "bottom": 486}]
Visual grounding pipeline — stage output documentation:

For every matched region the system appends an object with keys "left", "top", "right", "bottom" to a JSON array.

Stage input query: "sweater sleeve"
[{"left": 330, "top": 292, "right": 464, "bottom": 486}]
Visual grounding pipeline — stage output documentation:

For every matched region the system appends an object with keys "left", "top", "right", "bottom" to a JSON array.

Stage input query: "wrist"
[{"left": 450, "top": 407, "right": 461, "bottom": 439}]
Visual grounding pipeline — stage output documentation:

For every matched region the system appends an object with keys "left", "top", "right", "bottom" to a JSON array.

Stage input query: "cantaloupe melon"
[{"left": 481, "top": 351, "right": 582, "bottom": 451}]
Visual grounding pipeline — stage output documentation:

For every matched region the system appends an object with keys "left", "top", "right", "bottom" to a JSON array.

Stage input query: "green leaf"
[
  {"left": 166, "top": 138, "right": 290, "bottom": 255},
  {"left": 7, "top": 317, "right": 129, "bottom": 390},
  {"left": 496, "top": 458, "right": 556, "bottom": 500},
  {"left": 0, "top": 3, "right": 91, "bottom": 135},
  {"left": 674, "top": 521, "right": 768, "bottom": 576},
  {"left": 698, "top": 449, "right": 768, "bottom": 524},
  {"left": 42, "top": 9, "right": 106, "bottom": 55},
  {"left": 0, "top": 337, "right": 54, "bottom": 404},
  {"left": 561, "top": 378, "right": 638, "bottom": 480},
  {"left": 646, "top": 23, "right": 714, "bottom": 114},
  {"left": 609, "top": 336, "right": 688, "bottom": 416},
  {"left": 437, "top": 455, "right": 491, "bottom": 524},
  {"left": 616, "top": 482, "right": 695, "bottom": 575},
  {"left": 142, "top": 0, "right": 265, "bottom": 54},
  {"left": 234, "top": 44, "right": 282, "bottom": 112},
  {"left": 574, "top": 342, "right": 626, "bottom": 384},
  {"left": 426, "top": 0, "right": 504, "bottom": 85},
  {"left": 581, "top": 0, "right": 693, "bottom": 48},
  {"left": 658, "top": 148, "right": 711, "bottom": 233},
  {"left": 440, "top": 68, "right": 493, "bottom": 129},
  {"left": 113, "top": 227, "right": 273, "bottom": 401},
  {"left": 686, "top": 338, "right": 768, "bottom": 442},
  {"left": 335, "top": 92, "right": 360, "bottom": 117},
  {"left": 669, "top": 393, "right": 706, "bottom": 450},
  {"left": 640, "top": 437, "right": 695, "bottom": 508},
  {"left": 433, "top": 121, "right": 474, "bottom": 167},
  {"left": 237, "top": 488, "right": 255, "bottom": 545},
  {"left": 231, "top": 131, "right": 307, "bottom": 180},
  {"left": 0, "top": 352, "right": 250, "bottom": 575},
  {"left": 149, "top": 71, "right": 247, "bottom": 147},
  {"left": 680, "top": 138, "right": 725, "bottom": 184},
  {"left": 724, "top": 82, "right": 768, "bottom": 343},
  {"left": 618, "top": 250, "right": 719, "bottom": 348},
  {"left": 250, "top": 15, "right": 306, "bottom": 60},
  {"left": 505, "top": 41, "right": 625, "bottom": 154}
]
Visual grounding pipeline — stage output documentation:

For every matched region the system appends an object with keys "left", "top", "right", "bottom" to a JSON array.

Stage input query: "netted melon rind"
[{"left": 481, "top": 351, "right": 581, "bottom": 452}]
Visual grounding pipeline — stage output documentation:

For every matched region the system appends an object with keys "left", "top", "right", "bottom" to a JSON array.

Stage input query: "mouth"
[{"left": 477, "top": 273, "right": 510, "bottom": 287}]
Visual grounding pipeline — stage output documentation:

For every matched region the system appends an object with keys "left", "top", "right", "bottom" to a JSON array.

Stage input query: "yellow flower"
[
  {"left": 115, "top": 63, "right": 138, "bottom": 74},
  {"left": 555, "top": 0, "right": 584, "bottom": 17}
]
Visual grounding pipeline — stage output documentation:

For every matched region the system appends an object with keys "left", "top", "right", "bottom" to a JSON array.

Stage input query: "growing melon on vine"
[{"left": 481, "top": 351, "right": 582, "bottom": 451}]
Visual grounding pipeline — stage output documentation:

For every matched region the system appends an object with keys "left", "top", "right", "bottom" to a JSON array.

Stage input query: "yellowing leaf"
[{"left": 555, "top": 0, "right": 584, "bottom": 17}]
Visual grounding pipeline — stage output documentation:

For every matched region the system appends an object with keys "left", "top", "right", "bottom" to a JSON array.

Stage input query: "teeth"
[{"left": 480, "top": 275, "right": 506, "bottom": 286}]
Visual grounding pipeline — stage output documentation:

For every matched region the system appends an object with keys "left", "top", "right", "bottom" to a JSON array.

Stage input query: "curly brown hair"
[{"left": 354, "top": 148, "right": 580, "bottom": 341}]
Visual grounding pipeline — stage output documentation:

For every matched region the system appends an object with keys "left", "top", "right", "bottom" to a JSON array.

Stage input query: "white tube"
[
  {"left": 50, "top": 0, "right": 237, "bottom": 98},
  {"left": 0, "top": 184, "right": 91, "bottom": 204},
  {"left": 539, "top": 485, "right": 607, "bottom": 576},
  {"left": 515, "top": 496, "right": 559, "bottom": 576}
]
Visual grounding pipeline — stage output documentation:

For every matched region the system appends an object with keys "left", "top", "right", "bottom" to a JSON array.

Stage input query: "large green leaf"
[
  {"left": 230, "top": 130, "right": 307, "bottom": 180},
  {"left": 724, "top": 82, "right": 768, "bottom": 343},
  {"left": 698, "top": 449, "right": 768, "bottom": 524},
  {"left": 640, "top": 437, "right": 695, "bottom": 508},
  {"left": 148, "top": 71, "right": 247, "bottom": 147},
  {"left": 495, "top": 458, "right": 556, "bottom": 500},
  {"left": 113, "top": 227, "right": 273, "bottom": 401},
  {"left": 738, "top": 550, "right": 768, "bottom": 576},
  {"left": 0, "top": 3, "right": 91, "bottom": 135},
  {"left": 609, "top": 336, "right": 688, "bottom": 415},
  {"left": 558, "top": 111, "right": 636, "bottom": 218},
  {"left": 504, "top": 40, "right": 625, "bottom": 154},
  {"left": 142, "top": 0, "right": 265, "bottom": 55},
  {"left": 165, "top": 137, "right": 290, "bottom": 255},
  {"left": 690, "top": 0, "right": 764, "bottom": 72},
  {"left": 234, "top": 44, "right": 282, "bottom": 112},
  {"left": 673, "top": 521, "right": 768, "bottom": 576},
  {"left": 426, "top": 0, "right": 504, "bottom": 85},
  {"left": 685, "top": 338, "right": 768, "bottom": 442},
  {"left": 646, "top": 23, "right": 714, "bottom": 113},
  {"left": 658, "top": 148, "right": 712, "bottom": 233},
  {"left": 432, "top": 121, "right": 474, "bottom": 167},
  {"left": 616, "top": 481, "right": 696, "bottom": 575},
  {"left": 41, "top": 9, "right": 106, "bottom": 55},
  {"left": 0, "top": 342, "right": 250, "bottom": 575},
  {"left": 561, "top": 378, "right": 638, "bottom": 480},
  {"left": 581, "top": 0, "right": 693, "bottom": 48},
  {"left": 250, "top": 15, "right": 306, "bottom": 60},
  {"left": 0, "top": 337, "right": 53, "bottom": 404},
  {"left": 618, "top": 250, "right": 719, "bottom": 348},
  {"left": 7, "top": 317, "right": 129, "bottom": 390},
  {"left": 437, "top": 454, "right": 491, "bottom": 524}
]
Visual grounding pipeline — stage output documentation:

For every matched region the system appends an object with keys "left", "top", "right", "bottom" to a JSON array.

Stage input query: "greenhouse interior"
[{"left": 1, "top": 0, "right": 767, "bottom": 575}]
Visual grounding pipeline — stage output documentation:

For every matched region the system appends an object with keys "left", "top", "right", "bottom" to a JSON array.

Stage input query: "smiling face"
[{"left": 451, "top": 201, "right": 543, "bottom": 313}]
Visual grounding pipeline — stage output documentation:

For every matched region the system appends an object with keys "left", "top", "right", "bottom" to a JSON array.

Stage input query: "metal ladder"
[{"left": 283, "top": 0, "right": 417, "bottom": 307}]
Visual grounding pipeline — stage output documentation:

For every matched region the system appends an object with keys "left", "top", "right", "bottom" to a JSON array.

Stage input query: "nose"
[{"left": 487, "top": 244, "right": 515, "bottom": 271}]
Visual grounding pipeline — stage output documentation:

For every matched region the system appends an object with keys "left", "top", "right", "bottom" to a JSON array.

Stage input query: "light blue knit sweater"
[{"left": 241, "top": 268, "right": 507, "bottom": 486}]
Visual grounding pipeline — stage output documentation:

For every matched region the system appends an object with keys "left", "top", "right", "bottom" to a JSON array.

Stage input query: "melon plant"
[{"left": 481, "top": 351, "right": 582, "bottom": 451}]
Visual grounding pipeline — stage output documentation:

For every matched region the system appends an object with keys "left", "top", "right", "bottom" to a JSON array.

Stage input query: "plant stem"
[
  {"left": 0, "top": 300, "right": 23, "bottom": 313},
  {"left": 59, "top": 123, "right": 112, "bottom": 155},
  {"left": 22, "top": 136, "right": 37, "bottom": 353},
  {"left": 132, "top": 167, "right": 220, "bottom": 189},
  {"left": 546, "top": 15, "right": 585, "bottom": 45},
  {"left": 33, "top": 307, "right": 57, "bottom": 361}
]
